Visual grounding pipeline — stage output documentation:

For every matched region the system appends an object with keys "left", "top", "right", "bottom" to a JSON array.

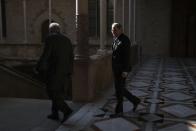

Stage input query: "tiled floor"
[
  {"left": 5, "top": 57, "right": 195, "bottom": 131},
  {"left": 87, "top": 57, "right": 196, "bottom": 131},
  {"left": 0, "top": 98, "right": 82, "bottom": 131}
]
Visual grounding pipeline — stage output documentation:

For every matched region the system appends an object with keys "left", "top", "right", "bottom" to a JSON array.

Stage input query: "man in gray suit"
[{"left": 36, "top": 22, "right": 74, "bottom": 123}]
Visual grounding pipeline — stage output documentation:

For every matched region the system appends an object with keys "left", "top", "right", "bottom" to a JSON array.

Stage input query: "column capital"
[{"left": 76, "top": 0, "right": 88, "bottom": 15}]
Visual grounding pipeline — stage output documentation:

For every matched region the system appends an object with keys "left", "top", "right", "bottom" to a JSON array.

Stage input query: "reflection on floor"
[{"left": 58, "top": 57, "right": 196, "bottom": 131}]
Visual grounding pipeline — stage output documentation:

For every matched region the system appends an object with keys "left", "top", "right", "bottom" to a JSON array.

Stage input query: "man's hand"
[{"left": 122, "top": 72, "right": 128, "bottom": 78}]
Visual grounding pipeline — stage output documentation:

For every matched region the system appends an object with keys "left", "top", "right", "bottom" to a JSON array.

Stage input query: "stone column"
[
  {"left": 123, "top": 0, "right": 129, "bottom": 35},
  {"left": 0, "top": 0, "right": 2, "bottom": 41},
  {"left": 75, "top": 0, "right": 89, "bottom": 60},
  {"left": 133, "top": 0, "right": 136, "bottom": 43},
  {"left": 23, "top": 0, "right": 27, "bottom": 43},
  {"left": 129, "top": 0, "right": 132, "bottom": 38},
  {"left": 122, "top": 0, "right": 125, "bottom": 28},
  {"left": 113, "top": 0, "right": 122, "bottom": 24},
  {"left": 113, "top": 0, "right": 117, "bottom": 22},
  {"left": 97, "top": 0, "right": 107, "bottom": 55},
  {"left": 49, "top": 0, "right": 52, "bottom": 24},
  {"left": 73, "top": 0, "right": 91, "bottom": 102}
]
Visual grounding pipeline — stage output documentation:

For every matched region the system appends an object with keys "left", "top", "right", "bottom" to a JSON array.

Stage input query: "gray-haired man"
[{"left": 37, "top": 22, "right": 74, "bottom": 123}]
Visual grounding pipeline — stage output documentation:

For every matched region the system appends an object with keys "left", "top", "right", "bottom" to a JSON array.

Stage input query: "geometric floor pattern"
[{"left": 91, "top": 57, "right": 196, "bottom": 131}]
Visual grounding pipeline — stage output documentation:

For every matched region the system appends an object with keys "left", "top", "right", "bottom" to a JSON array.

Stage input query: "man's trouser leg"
[
  {"left": 53, "top": 93, "right": 72, "bottom": 114},
  {"left": 114, "top": 73, "right": 124, "bottom": 114}
]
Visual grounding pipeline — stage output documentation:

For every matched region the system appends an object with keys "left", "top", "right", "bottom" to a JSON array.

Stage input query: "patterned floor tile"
[
  {"left": 161, "top": 104, "right": 196, "bottom": 118},
  {"left": 130, "top": 78, "right": 153, "bottom": 84},
  {"left": 140, "top": 113, "right": 163, "bottom": 122},
  {"left": 161, "top": 83, "right": 189, "bottom": 90},
  {"left": 137, "top": 73, "right": 155, "bottom": 78},
  {"left": 105, "top": 101, "right": 145, "bottom": 113},
  {"left": 163, "top": 92, "right": 193, "bottom": 101},
  {"left": 162, "top": 77, "right": 187, "bottom": 82},
  {"left": 163, "top": 72, "right": 184, "bottom": 76},
  {"left": 137, "top": 70, "right": 156, "bottom": 75},
  {"left": 145, "top": 98, "right": 163, "bottom": 104},
  {"left": 129, "top": 81, "right": 152, "bottom": 87},
  {"left": 128, "top": 89, "right": 148, "bottom": 97},
  {"left": 93, "top": 118, "right": 140, "bottom": 131},
  {"left": 158, "top": 123, "right": 196, "bottom": 131}
]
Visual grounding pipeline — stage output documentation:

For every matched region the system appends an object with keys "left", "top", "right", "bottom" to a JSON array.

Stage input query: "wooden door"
[{"left": 171, "top": 0, "right": 196, "bottom": 57}]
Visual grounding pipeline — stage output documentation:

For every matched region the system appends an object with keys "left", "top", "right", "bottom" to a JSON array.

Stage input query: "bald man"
[{"left": 111, "top": 23, "right": 141, "bottom": 115}]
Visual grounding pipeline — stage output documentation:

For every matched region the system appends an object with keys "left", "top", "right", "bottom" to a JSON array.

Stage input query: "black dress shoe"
[
  {"left": 133, "top": 99, "right": 141, "bottom": 112},
  {"left": 115, "top": 102, "right": 123, "bottom": 114},
  {"left": 110, "top": 112, "right": 123, "bottom": 118},
  {"left": 61, "top": 109, "right": 73, "bottom": 123},
  {"left": 47, "top": 114, "right": 59, "bottom": 121}
]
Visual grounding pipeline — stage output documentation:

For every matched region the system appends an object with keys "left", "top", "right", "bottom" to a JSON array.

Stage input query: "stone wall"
[
  {"left": 0, "top": 65, "right": 47, "bottom": 99},
  {"left": 0, "top": 44, "right": 42, "bottom": 60},
  {"left": 136, "top": 0, "right": 172, "bottom": 56},
  {"left": 72, "top": 52, "right": 113, "bottom": 102},
  {"left": 4, "top": 0, "right": 76, "bottom": 44}
]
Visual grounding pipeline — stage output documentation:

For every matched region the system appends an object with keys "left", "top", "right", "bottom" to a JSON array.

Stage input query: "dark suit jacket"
[
  {"left": 112, "top": 33, "right": 131, "bottom": 73},
  {"left": 37, "top": 32, "right": 74, "bottom": 92}
]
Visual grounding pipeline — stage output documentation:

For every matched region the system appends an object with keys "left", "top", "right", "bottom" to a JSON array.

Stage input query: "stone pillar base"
[{"left": 72, "top": 59, "right": 93, "bottom": 102}]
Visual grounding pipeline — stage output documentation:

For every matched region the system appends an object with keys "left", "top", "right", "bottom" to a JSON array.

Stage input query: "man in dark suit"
[
  {"left": 36, "top": 22, "right": 74, "bottom": 123},
  {"left": 111, "top": 23, "right": 140, "bottom": 115}
]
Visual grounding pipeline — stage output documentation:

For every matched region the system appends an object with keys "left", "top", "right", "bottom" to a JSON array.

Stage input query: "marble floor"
[
  {"left": 2, "top": 57, "right": 196, "bottom": 131},
  {"left": 59, "top": 57, "right": 196, "bottom": 131}
]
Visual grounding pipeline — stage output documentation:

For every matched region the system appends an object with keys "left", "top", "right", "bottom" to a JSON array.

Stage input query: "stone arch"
[
  {"left": 32, "top": 10, "right": 65, "bottom": 43},
  {"left": 41, "top": 19, "right": 49, "bottom": 43},
  {"left": 41, "top": 19, "right": 55, "bottom": 43}
]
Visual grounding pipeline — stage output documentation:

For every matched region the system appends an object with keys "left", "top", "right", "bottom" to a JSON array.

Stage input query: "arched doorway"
[
  {"left": 41, "top": 19, "right": 55, "bottom": 43},
  {"left": 41, "top": 20, "right": 49, "bottom": 43}
]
